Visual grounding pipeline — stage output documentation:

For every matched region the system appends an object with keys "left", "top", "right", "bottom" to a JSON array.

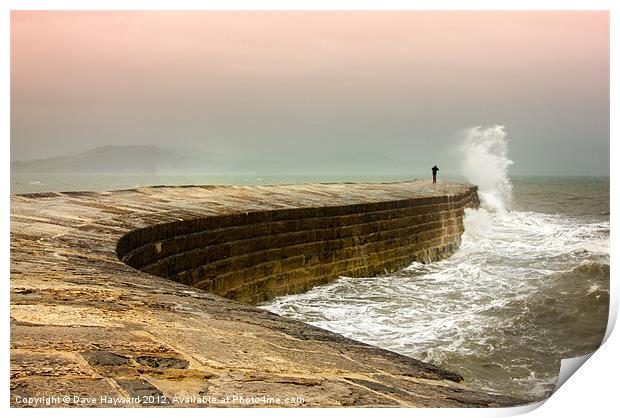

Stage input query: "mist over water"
[{"left": 262, "top": 127, "right": 609, "bottom": 401}]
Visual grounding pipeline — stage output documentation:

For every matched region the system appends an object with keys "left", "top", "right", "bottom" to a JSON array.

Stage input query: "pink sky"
[{"left": 11, "top": 11, "right": 609, "bottom": 174}]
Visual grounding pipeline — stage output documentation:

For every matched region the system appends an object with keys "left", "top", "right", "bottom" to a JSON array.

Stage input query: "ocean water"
[
  {"left": 261, "top": 176, "right": 609, "bottom": 401},
  {"left": 260, "top": 128, "right": 610, "bottom": 401}
]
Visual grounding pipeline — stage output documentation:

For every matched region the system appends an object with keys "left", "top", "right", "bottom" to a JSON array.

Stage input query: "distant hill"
[
  {"left": 10, "top": 145, "right": 220, "bottom": 174},
  {"left": 11, "top": 144, "right": 406, "bottom": 175}
]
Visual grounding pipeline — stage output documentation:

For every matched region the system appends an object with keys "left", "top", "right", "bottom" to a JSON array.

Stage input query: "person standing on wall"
[{"left": 432, "top": 165, "right": 439, "bottom": 184}]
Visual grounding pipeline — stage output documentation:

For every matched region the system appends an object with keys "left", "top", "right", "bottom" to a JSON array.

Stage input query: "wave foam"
[{"left": 460, "top": 125, "right": 513, "bottom": 213}]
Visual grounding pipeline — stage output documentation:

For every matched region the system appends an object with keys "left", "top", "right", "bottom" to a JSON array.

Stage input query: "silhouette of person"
[{"left": 432, "top": 165, "right": 439, "bottom": 183}]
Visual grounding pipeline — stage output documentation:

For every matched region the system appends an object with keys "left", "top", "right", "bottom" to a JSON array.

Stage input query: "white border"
[{"left": 3, "top": 1, "right": 616, "bottom": 417}]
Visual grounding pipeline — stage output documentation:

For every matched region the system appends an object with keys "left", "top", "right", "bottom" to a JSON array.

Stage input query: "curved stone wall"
[
  {"left": 13, "top": 182, "right": 523, "bottom": 407},
  {"left": 117, "top": 189, "right": 479, "bottom": 304}
]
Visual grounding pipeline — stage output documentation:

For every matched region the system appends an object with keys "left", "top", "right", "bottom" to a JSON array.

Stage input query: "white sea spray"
[{"left": 460, "top": 125, "right": 513, "bottom": 213}]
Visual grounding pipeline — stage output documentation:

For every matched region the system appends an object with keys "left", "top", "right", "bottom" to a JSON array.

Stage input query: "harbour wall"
[
  {"left": 117, "top": 191, "right": 479, "bottom": 304},
  {"left": 11, "top": 181, "right": 522, "bottom": 408}
]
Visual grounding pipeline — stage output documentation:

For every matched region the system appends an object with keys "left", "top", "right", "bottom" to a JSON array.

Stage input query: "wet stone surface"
[
  {"left": 81, "top": 351, "right": 131, "bottom": 367},
  {"left": 135, "top": 356, "right": 189, "bottom": 370},
  {"left": 11, "top": 181, "right": 523, "bottom": 407}
]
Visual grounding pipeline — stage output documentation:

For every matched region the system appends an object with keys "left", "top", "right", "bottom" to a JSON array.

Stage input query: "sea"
[
  {"left": 11, "top": 129, "right": 610, "bottom": 402},
  {"left": 261, "top": 175, "right": 610, "bottom": 401},
  {"left": 262, "top": 128, "right": 610, "bottom": 402}
]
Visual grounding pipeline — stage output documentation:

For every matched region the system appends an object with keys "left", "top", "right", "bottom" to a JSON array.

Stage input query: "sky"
[{"left": 11, "top": 11, "right": 609, "bottom": 175}]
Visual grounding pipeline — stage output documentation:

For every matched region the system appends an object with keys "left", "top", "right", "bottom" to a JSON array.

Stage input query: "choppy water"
[{"left": 262, "top": 176, "right": 609, "bottom": 401}]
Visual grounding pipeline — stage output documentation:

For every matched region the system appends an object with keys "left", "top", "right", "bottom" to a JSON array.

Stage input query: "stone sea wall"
[
  {"left": 10, "top": 181, "right": 521, "bottom": 407},
  {"left": 118, "top": 193, "right": 478, "bottom": 304}
]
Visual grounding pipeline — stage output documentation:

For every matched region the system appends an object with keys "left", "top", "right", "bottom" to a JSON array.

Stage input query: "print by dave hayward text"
[{"left": 13, "top": 394, "right": 306, "bottom": 406}]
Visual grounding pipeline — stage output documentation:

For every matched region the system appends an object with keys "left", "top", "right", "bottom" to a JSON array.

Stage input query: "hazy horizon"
[{"left": 11, "top": 11, "right": 609, "bottom": 176}]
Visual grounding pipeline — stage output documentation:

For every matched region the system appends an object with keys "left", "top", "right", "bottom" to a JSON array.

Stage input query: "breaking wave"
[{"left": 460, "top": 125, "right": 513, "bottom": 213}]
